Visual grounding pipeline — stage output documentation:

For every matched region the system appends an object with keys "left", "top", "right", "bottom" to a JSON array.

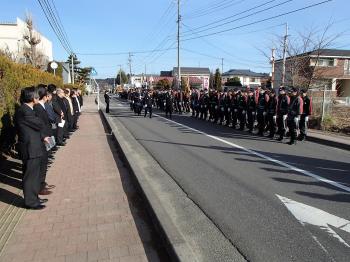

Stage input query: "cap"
[
  {"left": 291, "top": 87, "right": 298, "bottom": 92},
  {"left": 300, "top": 88, "right": 308, "bottom": 93},
  {"left": 279, "top": 86, "right": 286, "bottom": 92}
]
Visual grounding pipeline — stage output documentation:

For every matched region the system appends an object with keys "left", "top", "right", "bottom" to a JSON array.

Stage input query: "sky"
[{"left": 2, "top": 0, "right": 350, "bottom": 78}]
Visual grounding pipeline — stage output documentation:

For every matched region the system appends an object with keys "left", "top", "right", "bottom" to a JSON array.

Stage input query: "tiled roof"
[
  {"left": 173, "top": 67, "right": 210, "bottom": 75},
  {"left": 222, "top": 69, "right": 267, "bottom": 77}
]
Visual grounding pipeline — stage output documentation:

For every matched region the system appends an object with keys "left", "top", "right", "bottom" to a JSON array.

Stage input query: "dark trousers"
[
  {"left": 247, "top": 111, "right": 254, "bottom": 131},
  {"left": 277, "top": 115, "right": 286, "bottom": 138},
  {"left": 287, "top": 117, "right": 298, "bottom": 142},
  {"left": 225, "top": 110, "right": 231, "bottom": 126},
  {"left": 57, "top": 126, "right": 64, "bottom": 143},
  {"left": 106, "top": 102, "right": 110, "bottom": 113},
  {"left": 40, "top": 149, "right": 48, "bottom": 191},
  {"left": 257, "top": 112, "right": 265, "bottom": 134},
  {"left": 22, "top": 157, "right": 41, "bottom": 207},
  {"left": 144, "top": 106, "right": 152, "bottom": 118},
  {"left": 299, "top": 115, "right": 308, "bottom": 138},
  {"left": 239, "top": 110, "right": 246, "bottom": 130},
  {"left": 232, "top": 110, "right": 238, "bottom": 127},
  {"left": 266, "top": 114, "right": 276, "bottom": 136},
  {"left": 165, "top": 107, "right": 172, "bottom": 118},
  {"left": 200, "top": 106, "right": 208, "bottom": 120},
  {"left": 73, "top": 114, "right": 78, "bottom": 129}
]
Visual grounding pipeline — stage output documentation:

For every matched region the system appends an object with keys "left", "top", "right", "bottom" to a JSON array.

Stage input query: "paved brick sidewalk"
[{"left": 0, "top": 96, "right": 167, "bottom": 262}]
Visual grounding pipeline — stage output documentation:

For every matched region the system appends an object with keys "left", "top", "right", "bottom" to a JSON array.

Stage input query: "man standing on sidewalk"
[
  {"left": 34, "top": 85, "right": 54, "bottom": 196},
  {"left": 104, "top": 91, "right": 110, "bottom": 113},
  {"left": 16, "top": 87, "right": 48, "bottom": 210}
]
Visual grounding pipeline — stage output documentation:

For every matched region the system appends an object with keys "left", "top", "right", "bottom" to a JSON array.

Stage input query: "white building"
[
  {"left": 0, "top": 18, "right": 53, "bottom": 63},
  {"left": 222, "top": 69, "right": 268, "bottom": 87}
]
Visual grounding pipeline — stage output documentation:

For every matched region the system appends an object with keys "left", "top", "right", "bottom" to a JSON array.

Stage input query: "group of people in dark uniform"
[
  {"left": 126, "top": 86, "right": 312, "bottom": 146},
  {"left": 15, "top": 84, "right": 83, "bottom": 210}
]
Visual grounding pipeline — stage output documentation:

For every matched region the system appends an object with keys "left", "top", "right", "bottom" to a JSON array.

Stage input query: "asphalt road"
[{"left": 109, "top": 98, "right": 350, "bottom": 262}]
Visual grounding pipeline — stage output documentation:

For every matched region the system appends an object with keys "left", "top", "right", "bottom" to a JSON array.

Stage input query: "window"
[
  {"left": 251, "top": 78, "right": 256, "bottom": 83},
  {"left": 345, "top": 59, "right": 350, "bottom": 75},
  {"left": 310, "top": 58, "right": 335, "bottom": 67}
]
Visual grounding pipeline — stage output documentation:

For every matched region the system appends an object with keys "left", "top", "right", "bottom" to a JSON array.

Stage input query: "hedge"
[{"left": 0, "top": 55, "right": 83, "bottom": 152}]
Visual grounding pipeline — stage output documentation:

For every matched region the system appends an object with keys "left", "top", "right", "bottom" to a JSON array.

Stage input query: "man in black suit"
[
  {"left": 34, "top": 85, "right": 54, "bottom": 195},
  {"left": 15, "top": 87, "right": 48, "bottom": 210},
  {"left": 56, "top": 88, "right": 70, "bottom": 139},
  {"left": 49, "top": 85, "right": 66, "bottom": 146},
  {"left": 63, "top": 89, "right": 74, "bottom": 132},
  {"left": 71, "top": 89, "right": 80, "bottom": 130}
]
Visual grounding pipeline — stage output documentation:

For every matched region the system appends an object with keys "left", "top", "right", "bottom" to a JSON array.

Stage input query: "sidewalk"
[
  {"left": 0, "top": 96, "right": 167, "bottom": 262},
  {"left": 308, "top": 129, "right": 350, "bottom": 150}
]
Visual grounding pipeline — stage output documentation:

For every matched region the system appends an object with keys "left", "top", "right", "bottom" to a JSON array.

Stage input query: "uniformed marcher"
[
  {"left": 266, "top": 89, "right": 278, "bottom": 138},
  {"left": 246, "top": 89, "right": 257, "bottom": 133},
  {"left": 287, "top": 87, "right": 303, "bottom": 145},
  {"left": 231, "top": 88, "right": 239, "bottom": 128},
  {"left": 165, "top": 90, "right": 174, "bottom": 119},
  {"left": 238, "top": 89, "right": 248, "bottom": 130},
  {"left": 256, "top": 88, "right": 269, "bottom": 136},
  {"left": 143, "top": 90, "right": 153, "bottom": 118},
  {"left": 276, "top": 87, "right": 290, "bottom": 141},
  {"left": 298, "top": 88, "right": 312, "bottom": 141}
]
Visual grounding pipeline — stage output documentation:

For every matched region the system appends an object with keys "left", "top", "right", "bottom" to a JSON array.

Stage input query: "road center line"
[{"left": 152, "top": 113, "right": 350, "bottom": 193}]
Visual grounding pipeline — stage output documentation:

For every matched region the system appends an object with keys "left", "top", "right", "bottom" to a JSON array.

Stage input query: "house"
[
  {"left": 222, "top": 69, "right": 268, "bottom": 88},
  {"left": 274, "top": 49, "right": 350, "bottom": 96},
  {"left": 0, "top": 18, "right": 53, "bottom": 64},
  {"left": 172, "top": 67, "right": 211, "bottom": 89}
]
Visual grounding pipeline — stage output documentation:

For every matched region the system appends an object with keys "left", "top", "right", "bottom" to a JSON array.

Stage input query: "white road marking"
[
  {"left": 277, "top": 194, "right": 350, "bottom": 248},
  {"left": 152, "top": 113, "right": 350, "bottom": 193},
  {"left": 113, "top": 101, "right": 350, "bottom": 193}
]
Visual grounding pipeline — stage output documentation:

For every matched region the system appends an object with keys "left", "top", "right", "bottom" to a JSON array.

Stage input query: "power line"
[
  {"left": 181, "top": 0, "right": 293, "bottom": 37},
  {"left": 42, "top": 0, "right": 72, "bottom": 52},
  {"left": 77, "top": 47, "right": 177, "bottom": 56},
  {"left": 37, "top": 0, "right": 73, "bottom": 54},
  {"left": 50, "top": 0, "right": 73, "bottom": 51},
  {"left": 182, "top": 0, "right": 333, "bottom": 41},
  {"left": 182, "top": 0, "right": 277, "bottom": 34},
  {"left": 184, "top": 0, "right": 246, "bottom": 19}
]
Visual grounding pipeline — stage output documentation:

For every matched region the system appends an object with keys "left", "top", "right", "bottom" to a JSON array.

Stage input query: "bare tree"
[
  {"left": 0, "top": 46, "right": 16, "bottom": 61},
  {"left": 260, "top": 21, "right": 344, "bottom": 89},
  {"left": 23, "top": 13, "right": 46, "bottom": 68}
]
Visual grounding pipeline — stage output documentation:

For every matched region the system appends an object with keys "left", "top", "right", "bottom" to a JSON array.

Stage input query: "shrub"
[{"left": 0, "top": 55, "right": 63, "bottom": 152}]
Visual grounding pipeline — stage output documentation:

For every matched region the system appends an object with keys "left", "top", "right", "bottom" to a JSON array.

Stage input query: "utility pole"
[
  {"left": 144, "top": 64, "right": 147, "bottom": 89},
  {"left": 221, "top": 58, "right": 224, "bottom": 74},
  {"left": 282, "top": 23, "right": 288, "bottom": 86},
  {"left": 71, "top": 53, "right": 75, "bottom": 85},
  {"left": 271, "top": 48, "right": 275, "bottom": 89},
  {"left": 128, "top": 52, "right": 133, "bottom": 84},
  {"left": 117, "top": 64, "right": 122, "bottom": 87},
  {"left": 177, "top": 0, "right": 182, "bottom": 101}
]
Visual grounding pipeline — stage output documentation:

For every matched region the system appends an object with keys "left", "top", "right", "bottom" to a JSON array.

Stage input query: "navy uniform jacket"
[{"left": 15, "top": 104, "right": 45, "bottom": 160}]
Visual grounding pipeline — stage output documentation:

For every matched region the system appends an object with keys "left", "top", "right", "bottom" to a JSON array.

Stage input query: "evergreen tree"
[{"left": 214, "top": 68, "right": 222, "bottom": 91}]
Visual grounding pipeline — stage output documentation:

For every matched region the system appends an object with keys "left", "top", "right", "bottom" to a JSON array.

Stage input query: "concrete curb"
[
  {"left": 99, "top": 109, "right": 246, "bottom": 262},
  {"left": 307, "top": 134, "right": 350, "bottom": 151}
]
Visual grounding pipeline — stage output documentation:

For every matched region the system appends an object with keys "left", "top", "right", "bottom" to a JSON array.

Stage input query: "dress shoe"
[
  {"left": 57, "top": 142, "right": 66, "bottom": 146},
  {"left": 39, "top": 189, "right": 52, "bottom": 195},
  {"left": 39, "top": 198, "right": 48, "bottom": 203},
  {"left": 25, "top": 204, "right": 46, "bottom": 210}
]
